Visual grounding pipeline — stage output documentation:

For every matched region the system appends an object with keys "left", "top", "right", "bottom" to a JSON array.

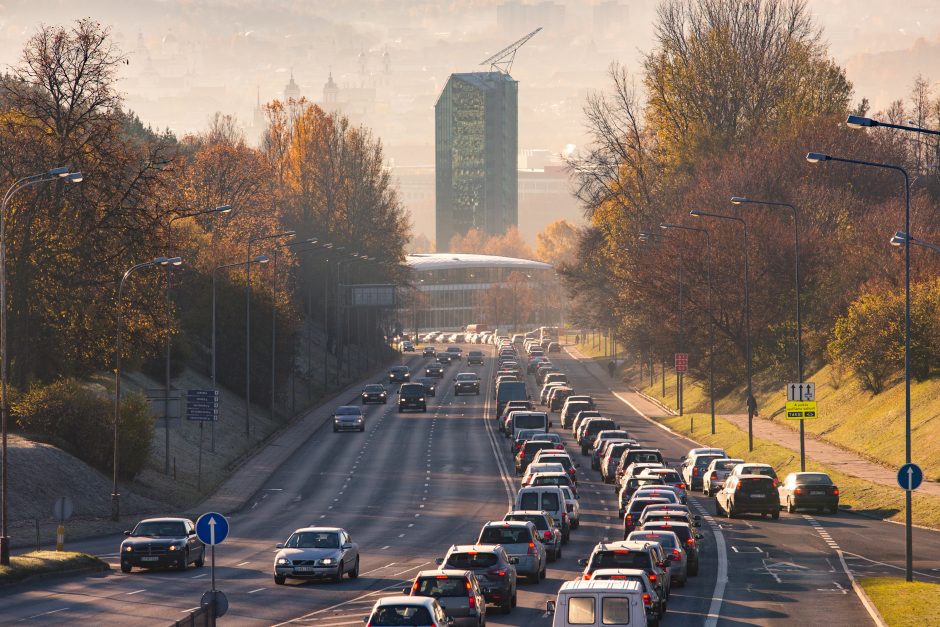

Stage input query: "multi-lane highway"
[{"left": 1, "top": 341, "right": 928, "bottom": 625}]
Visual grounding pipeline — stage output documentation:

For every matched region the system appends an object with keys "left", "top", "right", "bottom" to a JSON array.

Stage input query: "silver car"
[
  {"left": 703, "top": 458, "right": 745, "bottom": 496},
  {"left": 273, "top": 527, "right": 359, "bottom": 584},
  {"left": 332, "top": 405, "right": 365, "bottom": 432},
  {"left": 628, "top": 528, "right": 688, "bottom": 587},
  {"left": 406, "top": 569, "right": 486, "bottom": 626},
  {"left": 503, "top": 510, "right": 562, "bottom": 561},
  {"left": 477, "top": 521, "right": 546, "bottom": 583}
]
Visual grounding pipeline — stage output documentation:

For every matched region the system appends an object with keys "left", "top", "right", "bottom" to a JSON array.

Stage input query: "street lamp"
[
  {"left": 639, "top": 230, "right": 685, "bottom": 417},
  {"left": 690, "top": 208, "right": 755, "bottom": 451},
  {"left": 112, "top": 256, "right": 181, "bottom": 521},
  {"left": 847, "top": 115, "right": 940, "bottom": 136},
  {"left": 891, "top": 231, "right": 940, "bottom": 253},
  {"left": 732, "top": 196, "right": 806, "bottom": 469},
  {"left": 245, "top": 231, "right": 295, "bottom": 438},
  {"left": 161, "top": 205, "right": 232, "bottom": 474},
  {"left": 808, "top": 149, "right": 913, "bottom": 580},
  {"left": 0, "top": 166, "right": 82, "bottom": 564},
  {"left": 269, "top": 238, "right": 317, "bottom": 423},
  {"left": 660, "top": 222, "right": 715, "bottom": 434},
  {"left": 212, "top": 255, "right": 268, "bottom": 452}
]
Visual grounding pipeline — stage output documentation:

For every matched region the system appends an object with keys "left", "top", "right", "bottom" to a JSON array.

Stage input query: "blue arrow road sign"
[
  {"left": 196, "top": 512, "right": 229, "bottom": 545},
  {"left": 898, "top": 463, "right": 923, "bottom": 491}
]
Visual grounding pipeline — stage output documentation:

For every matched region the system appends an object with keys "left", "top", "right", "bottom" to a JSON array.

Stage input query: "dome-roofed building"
[{"left": 403, "top": 253, "right": 562, "bottom": 331}]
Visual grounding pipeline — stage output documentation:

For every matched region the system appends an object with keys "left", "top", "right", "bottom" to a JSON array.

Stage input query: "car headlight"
[
  {"left": 418, "top": 398, "right": 425, "bottom": 401},
  {"left": 168, "top": 544, "right": 180, "bottom": 551},
  {"left": 319, "top": 558, "right": 335, "bottom": 566},
  {"left": 356, "top": 417, "right": 363, "bottom": 422},
  {"left": 123, "top": 545, "right": 133, "bottom": 552},
  {"left": 276, "top": 557, "right": 290, "bottom": 565}
]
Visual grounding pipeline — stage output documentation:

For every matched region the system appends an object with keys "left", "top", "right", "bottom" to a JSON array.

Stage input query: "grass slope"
[
  {"left": 0, "top": 551, "right": 108, "bottom": 585},
  {"left": 859, "top": 576, "right": 940, "bottom": 627}
]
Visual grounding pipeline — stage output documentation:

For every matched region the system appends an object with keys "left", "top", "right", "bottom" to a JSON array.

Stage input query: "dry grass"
[
  {"left": 859, "top": 576, "right": 940, "bottom": 627},
  {"left": 0, "top": 551, "right": 108, "bottom": 585}
]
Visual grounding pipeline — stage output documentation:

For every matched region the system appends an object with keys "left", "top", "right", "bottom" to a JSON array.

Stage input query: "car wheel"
[
  {"left": 178, "top": 551, "right": 188, "bottom": 571},
  {"left": 512, "top": 588, "right": 517, "bottom": 607},
  {"left": 726, "top": 502, "right": 735, "bottom": 518},
  {"left": 349, "top": 557, "right": 360, "bottom": 579},
  {"left": 715, "top": 500, "right": 724, "bottom": 516},
  {"left": 771, "top": 510, "right": 780, "bottom": 520},
  {"left": 120, "top": 562, "right": 132, "bottom": 573},
  {"left": 571, "top": 518, "right": 580, "bottom": 529},
  {"left": 548, "top": 548, "right": 556, "bottom": 563},
  {"left": 540, "top": 565, "right": 546, "bottom": 581},
  {"left": 787, "top": 498, "right": 796, "bottom": 514},
  {"left": 562, "top": 530, "right": 570, "bottom": 545},
  {"left": 194, "top": 550, "right": 205, "bottom": 568},
  {"left": 829, "top": 506, "right": 838, "bottom": 516},
  {"left": 332, "top": 425, "right": 338, "bottom": 433},
  {"left": 688, "top": 561, "right": 699, "bottom": 577},
  {"left": 556, "top": 545, "right": 562, "bottom": 560},
  {"left": 274, "top": 574, "right": 286, "bottom": 585},
  {"left": 581, "top": 444, "right": 588, "bottom": 455},
  {"left": 334, "top": 561, "right": 344, "bottom": 583}
]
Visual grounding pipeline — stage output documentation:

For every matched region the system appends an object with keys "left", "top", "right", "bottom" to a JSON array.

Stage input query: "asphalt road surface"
[{"left": 0, "top": 342, "right": 913, "bottom": 625}]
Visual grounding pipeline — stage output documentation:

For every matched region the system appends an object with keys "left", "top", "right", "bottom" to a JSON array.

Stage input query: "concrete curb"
[
  {"left": 837, "top": 550, "right": 888, "bottom": 627},
  {"left": 0, "top": 561, "right": 110, "bottom": 589},
  {"left": 633, "top": 389, "right": 679, "bottom": 416}
]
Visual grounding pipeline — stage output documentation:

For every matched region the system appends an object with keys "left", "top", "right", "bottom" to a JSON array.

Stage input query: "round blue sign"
[
  {"left": 195, "top": 512, "right": 229, "bottom": 545},
  {"left": 898, "top": 463, "right": 923, "bottom": 491}
]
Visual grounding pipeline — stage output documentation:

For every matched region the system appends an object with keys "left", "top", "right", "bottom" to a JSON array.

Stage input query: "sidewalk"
[
  {"left": 565, "top": 344, "right": 940, "bottom": 497},
  {"left": 195, "top": 353, "right": 422, "bottom": 515}
]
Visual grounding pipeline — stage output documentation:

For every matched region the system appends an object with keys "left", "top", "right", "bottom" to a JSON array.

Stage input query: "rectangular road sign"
[
  {"left": 786, "top": 382, "right": 815, "bottom": 402},
  {"left": 785, "top": 400, "right": 817, "bottom": 420},
  {"left": 675, "top": 353, "right": 689, "bottom": 373}
]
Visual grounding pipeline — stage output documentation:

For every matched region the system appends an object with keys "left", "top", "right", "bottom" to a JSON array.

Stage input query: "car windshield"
[
  {"left": 515, "top": 415, "right": 546, "bottom": 429},
  {"left": 371, "top": 606, "right": 433, "bottom": 626},
  {"left": 533, "top": 475, "right": 568, "bottom": 487},
  {"left": 419, "top": 379, "right": 435, "bottom": 386},
  {"left": 695, "top": 455, "right": 724, "bottom": 468},
  {"left": 631, "top": 453, "right": 663, "bottom": 464},
  {"left": 364, "top": 385, "right": 384, "bottom": 392},
  {"left": 531, "top": 433, "right": 561, "bottom": 443},
  {"left": 742, "top": 467, "right": 776, "bottom": 477},
  {"left": 391, "top": 367, "right": 408, "bottom": 373},
  {"left": 654, "top": 471, "right": 682, "bottom": 483},
  {"left": 507, "top": 514, "right": 548, "bottom": 530},
  {"left": 447, "top": 552, "right": 498, "bottom": 568},
  {"left": 541, "top": 493, "right": 560, "bottom": 510},
  {"left": 714, "top": 460, "right": 740, "bottom": 471},
  {"left": 538, "top": 456, "right": 572, "bottom": 470},
  {"left": 630, "top": 499, "right": 668, "bottom": 513},
  {"left": 632, "top": 532, "right": 677, "bottom": 548},
  {"left": 591, "top": 550, "right": 651, "bottom": 570},
  {"left": 456, "top": 374, "right": 478, "bottom": 381},
  {"left": 416, "top": 576, "right": 468, "bottom": 598},
  {"left": 133, "top": 521, "right": 186, "bottom": 537},
  {"left": 738, "top": 477, "right": 775, "bottom": 492},
  {"left": 336, "top": 406, "right": 361, "bottom": 415},
  {"left": 285, "top": 531, "right": 340, "bottom": 549},
  {"left": 524, "top": 442, "right": 556, "bottom": 454},
  {"left": 587, "top": 420, "right": 617, "bottom": 434},
  {"left": 480, "top": 527, "right": 532, "bottom": 544},
  {"left": 798, "top": 474, "right": 833, "bottom": 485}
]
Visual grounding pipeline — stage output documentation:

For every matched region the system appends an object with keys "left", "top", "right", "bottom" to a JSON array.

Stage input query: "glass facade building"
[{"left": 435, "top": 72, "right": 518, "bottom": 251}]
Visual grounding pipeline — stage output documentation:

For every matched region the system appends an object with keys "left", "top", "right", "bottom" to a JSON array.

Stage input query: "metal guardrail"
[{"left": 171, "top": 602, "right": 215, "bottom": 627}]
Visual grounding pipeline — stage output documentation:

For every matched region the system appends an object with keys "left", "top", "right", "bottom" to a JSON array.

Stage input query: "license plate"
[
  {"left": 141, "top": 556, "right": 159, "bottom": 562},
  {"left": 750, "top": 493, "right": 765, "bottom": 498},
  {"left": 810, "top": 491, "right": 825, "bottom": 495},
  {"left": 294, "top": 566, "right": 316, "bottom": 572}
]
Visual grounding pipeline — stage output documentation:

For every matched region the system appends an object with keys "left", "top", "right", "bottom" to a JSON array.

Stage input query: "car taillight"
[
  {"left": 833, "top": 487, "right": 839, "bottom": 495},
  {"left": 528, "top": 542, "right": 537, "bottom": 555},
  {"left": 773, "top": 479, "right": 779, "bottom": 488},
  {"left": 490, "top": 570, "right": 507, "bottom": 577},
  {"left": 672, "top": 548, "right": 682, "bottom": 559},
  {"left": 556, "top": 444, "right": 565, "bottom": 450},
  {"left": 583, "top": 573, "right": 592, "bottom": 580},
  {"left": 686, "top": 538, "right": 694, "bottom": 547},
  {"left": 648, "top": 573, "right": 657, "bottom": 582},
  {"left": 794, "top": 487, "right": 803, "bottom": 494},
  {"left": 562, "top": 512, "right": 568, "bottom": 522},
  {"left": 677, "top": 483, "right": 686, "bottom": 490},
  {"left": 643, "top": 593, "right": 651, "bottom": 606},
  {"left": 543, "top": 530, "right": 552, "bottom": 540},
  {"left": 468, "top": 595, "right": 476, "bottom": 609},
  {"left": 693, "top": 467, "right": 699, "bottom": 476},
  {"left": 568, "top": 467, "right": 576, "bottom": 474},
  {"left": 736, "top": 482, "right": 743, "bottom": 491}
]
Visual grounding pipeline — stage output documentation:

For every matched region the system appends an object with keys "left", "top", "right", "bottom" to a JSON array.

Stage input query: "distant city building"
[
  {"left": 284, "top": 71, "right": 301, "bottom": 101},
  {"left": 435, "top": 72, "right": 518, "bottom": 251}
]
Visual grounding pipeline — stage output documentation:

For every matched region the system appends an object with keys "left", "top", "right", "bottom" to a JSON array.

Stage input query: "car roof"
[
  {"left": 482, "top": 520, "right": 532, "bottom": 528},
  {"left": 558, "top": 580, "right": 643, "bottom": 593},
  {"left": 737, "top": 463, "right": 774, "bottom": 469},
  {"left": 292, "top": 526, "right": 345, "bottom": 533},
  {"left": 449, "top": 544, "right": 500, "bottom": 553},
  {"left": 792, "top": 472, "right": 832, "bottom": 479},
  {"left": 335, "top": 405, "right": 361, "bottom": 411},
  {"left": 137, "top": 517, "right": 190, "bottom": 524},
  {"left": 505, "top": 509, "right": 552, "bottom": 518},
  {"left": 415, "top": 569, "right": 473, "bottom": 579},
  {"left": 374, "top": 595, "right": 438, "bottom": 609}
]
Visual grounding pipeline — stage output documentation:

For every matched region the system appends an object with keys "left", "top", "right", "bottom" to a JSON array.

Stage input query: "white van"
[
  {"left": 510, "top": 411, "right": 551, "bottom": 440},
  {"left": 515, "top": 486, "right": 570, "bottom": 543},
  {"left": 547, "top": 580, "right": 648, "bottom": 627}
]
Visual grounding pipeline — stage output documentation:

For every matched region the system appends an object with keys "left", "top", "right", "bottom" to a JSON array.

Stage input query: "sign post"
[
  {"left": 195, "top": 512, "right": 229, "bottom": 618},
  {"left": 52, "top": 496, "right": 73, "bottom": 551},
  {"left": 898, "top": 463, "right": 923, "bottom": 492}
]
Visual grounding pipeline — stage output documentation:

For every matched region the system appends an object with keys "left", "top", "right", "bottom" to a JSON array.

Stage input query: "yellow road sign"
[{"left": 785, "top": 400, "right": 817, "bottom": 420}]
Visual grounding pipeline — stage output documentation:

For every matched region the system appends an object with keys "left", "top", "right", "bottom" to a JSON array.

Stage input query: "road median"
[
  {"left": 0, "top": 550, "right": 109, "bottom": 587},
  {"left": 858, "top": 576, "right": 938, "bottom": 627}
]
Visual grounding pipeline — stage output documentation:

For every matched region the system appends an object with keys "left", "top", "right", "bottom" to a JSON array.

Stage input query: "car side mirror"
[
  {"left": 618, "top": 508, "right": 625, "bottom": 517},
  {"left": 546, "top": 600, "right": 556, "bottom": 614},
  {"left": 575, "top": 463, "right": 580, "bottom": 468},
  {"left": 696, "top": 534, "right": 704, "bottom": 540},
  {"left": 694, "top": 515, "right": 702, "bottom": 521},
  {"left": 436, "top": 557, "right": 444, "bottom": 565},
  {"left": 509, "top": 556, "right": 519, "bottom": 564},
  {"left": 446, "top": 618, "right": 455, "bottom": 626},
  {"left": 342, "top": 543, "right": 353, "bottom": 550},
  {"left": 402, "top": 587, "right": 410, "bottom": 594},
  {"left": 549, "top": 422, "right": 553, "bottom": 428},
  {"left": 658, "top": 560, "right": 667, "bottom": 567},
  {"left": 124, "top": 530, "right": 132, "bottom": 536},
  {"left": 275, "top": 543, "right": 284, "bottom": 549},
  {"left": 577, "top": 558, "right": 588, "bottom": 567}
]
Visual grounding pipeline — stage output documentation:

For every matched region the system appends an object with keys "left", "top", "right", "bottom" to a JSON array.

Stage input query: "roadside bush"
[{"left": 11, "top": 379, "right": 154, "bottom": 479}]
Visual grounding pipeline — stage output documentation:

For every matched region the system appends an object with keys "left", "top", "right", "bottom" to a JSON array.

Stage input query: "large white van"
[
  {"left": 547, "top": 580, "right": 648, "bottom": 627},
  {"left": 515, "top": 486, "right": 570, "bottom": 543},
  {"left": 510, "top": 411, "right": 551, "bottom": 441}
]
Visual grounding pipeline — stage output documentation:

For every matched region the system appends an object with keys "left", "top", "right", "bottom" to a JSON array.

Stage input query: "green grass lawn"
[
  {"left": 0, "top": 551, "right": 108, "bottom": 585},
  {"left": 859, "top": 576, "right": 940, "bottom": 627}
]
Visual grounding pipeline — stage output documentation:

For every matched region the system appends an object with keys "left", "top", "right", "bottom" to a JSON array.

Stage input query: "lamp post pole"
[
  {"left": 807, "top": 150, "right": 912, "bottom": 581},
  {"left": 113, "top": 257, "right": 180, "bottom": 521},
  {"left": 163, "top": 205, "right": 231, "bottom": 472},
  {"left": 245, "top": 231, "right": 294, "bottom": 438},
  {"left": 732, "top": 197, "right": 804, "bottom": 467},
  {"left": 0, "top": 167, "right": 81, "bottom": 563},
  {"left": 213, "top": 255, "right": 269, "bottom": 452},
  {"left": 690, "top": 209, "right": 753, "bottom": 450},
  {"left": 660, "top": 222, "right": 715, "bottom": 433}
]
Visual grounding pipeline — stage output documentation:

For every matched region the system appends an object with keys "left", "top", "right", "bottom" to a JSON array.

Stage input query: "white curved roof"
[{"left": 406, "top": 253, "right": 552, "bottom": 272}]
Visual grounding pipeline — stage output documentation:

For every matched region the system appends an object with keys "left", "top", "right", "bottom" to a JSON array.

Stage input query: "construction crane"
[{"left": 480, "top": 27, "right": 542, "bottom": 75}]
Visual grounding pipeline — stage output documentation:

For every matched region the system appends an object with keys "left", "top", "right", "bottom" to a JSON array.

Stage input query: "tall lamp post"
[
  {"left": 807, "top": 150, "right": 912, "bottom": 581},
  {"left": 269, "top": 238, "right": 318, "bottom": 423},
  {"left": 162, "top": 205, "right": 231, "bottom": 473},
  {"left": 690, "top": 209, "right": 754, "bottom": 450},
  {"left": 212, "top": 255, "right": 269, "bottom": 452},
  {"left": 0, "top": 167, "right": 82, "bottom": 563},
  {"left": 639, "top": 230, "right": 684, "bottom": 417},
  {"left": 731, "top": 196, "right": 805, "bottom": 468},
  {"left": 660, "top": 222, "right": 715, "bottom": 434},
  {"left": 113, "top": 256, "right": 181, "bottom": 521},
  {"left": 245, "top": 231, "right": 294, "bottom": 438}
]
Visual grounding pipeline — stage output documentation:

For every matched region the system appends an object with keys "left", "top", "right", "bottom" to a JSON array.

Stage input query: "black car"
[
  {"left": 454, "top": 373, "right": 481, "bottom": 396},
  {"left": 361, "top": 383, "right": 388, "bottom": 404},
  {"left": 779, "top": 472, "right": 840, "bottom": 514},
  {"left": 423, "top": 346, "right": 436, "bottom": 357},
  {"left": 425, "top": 363, "right": 445, "bottom": 378},
  {"left": 417, "top": 377, "right": 438, "bottom": 397},
  {"left": 468, "top": 351, "right": 484, "bottom": 365},
  {"left": 398, "top": 383, "right": 427, "bottom": 412},
  {"left": 120, "top": 517, "right": 205, "bottom": 572},
  {"left": 388, "top": 365, "right": 410, "bottom": 383},
  {"left": 437, "top": 352, "right": 453, "bottom": 364},
  {"left": 717, "top": 475, "right": 781, "bottom": 519}
]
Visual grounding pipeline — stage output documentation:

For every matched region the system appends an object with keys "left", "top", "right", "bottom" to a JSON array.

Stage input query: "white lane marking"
[
  {"left": 398, "top": 534, "right": 405, "bottom": 538},
  {"left": 126, "top": 589, "right": 146, "bottom": 595},
  {"left": 360, "top": 562, "right": 397, "bottom": 576},
  {"left": 191, "top": 573, "right": 208, "bottom": 578},
  {"left": 236, "top": 561, "right": 251, "bottom": 566},
  {"left": 382, "top": 546, "right": 390, "bottom": 550},
  {"left": 248, "top": 587, "right": 266, "bottom": 594}
]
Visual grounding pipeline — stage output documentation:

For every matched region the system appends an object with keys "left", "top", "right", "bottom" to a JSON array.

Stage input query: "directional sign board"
[
  {"left": 186, "top": 389, "right": 220, "bottom": 422},
  {"left": 195, "top": 512, "right": 229, "bottom": 545},
  {"left": 787, "top": 382, "right": 815, "bottom": 402},
  {"left": 675, "top": 353, "right": 688, "bottom": 373},
  {"left": 53, "top": 496, "right": 73, "bottom": 522},
  {"left": 898, "top": 463, "right": 923, "bottom": 491},
  {"left": 785, "top": 400, "right": 818, "bottom": 420}
]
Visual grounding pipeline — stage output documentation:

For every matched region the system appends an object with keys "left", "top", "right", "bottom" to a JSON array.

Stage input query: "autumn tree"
[
  {"left": 449, "top": 226, "right": 534, "bottom": 259},
  {"left": 535, "top": 219, "right": 579, "bottom": 266}
]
